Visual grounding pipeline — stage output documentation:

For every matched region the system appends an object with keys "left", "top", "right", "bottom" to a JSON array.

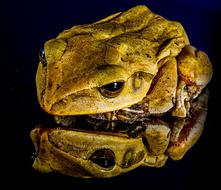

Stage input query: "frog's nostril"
[{"left": 89, "top": 149, "right": 115, "bottom": 169}]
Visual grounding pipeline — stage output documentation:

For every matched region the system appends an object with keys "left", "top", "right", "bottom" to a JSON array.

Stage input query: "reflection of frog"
[{"left": 31, "top": 5, "right": 213, "bottom": 178}]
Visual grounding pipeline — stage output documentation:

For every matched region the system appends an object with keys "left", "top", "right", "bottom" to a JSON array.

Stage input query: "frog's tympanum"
[{"left": 31, "top": 5, "right": 213, "bottom": 178}]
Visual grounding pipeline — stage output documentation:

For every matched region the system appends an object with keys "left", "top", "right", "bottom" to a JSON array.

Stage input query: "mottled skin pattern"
[{"left": 32, "top": 5, "right": 213, "bottom": 178}]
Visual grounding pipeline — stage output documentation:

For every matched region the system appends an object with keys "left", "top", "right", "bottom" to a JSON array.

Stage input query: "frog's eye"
[
  {"left": 89, "top": 149, "right": 115, "bottom": 169},
  {"left": 39, "top": 48, "right": 47, "bottom": 66},
  {"left": 99, "top": 81, "right": 124, "bottom": 98}
]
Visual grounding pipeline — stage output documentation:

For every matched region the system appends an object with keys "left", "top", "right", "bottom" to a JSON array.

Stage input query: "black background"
[{"left": 3, "top": 0, "right": 221, "bottom": 189}]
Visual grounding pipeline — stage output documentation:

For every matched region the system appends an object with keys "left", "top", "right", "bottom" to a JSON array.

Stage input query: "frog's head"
[
  {"left": 32, "top": 5, "right": 212, "bottom": 178},
  {"left": 37, "top": 37, "right": 157, "bottom": 115},
  {"left": 31, "top": 127, "right": 148, "bottom": 178}
]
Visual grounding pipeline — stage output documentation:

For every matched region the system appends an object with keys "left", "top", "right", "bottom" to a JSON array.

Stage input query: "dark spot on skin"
[
  {"left": 145, "top": 53, "right": 151, "bottom": 58},
  {"left": 121, "top": 57, "right": 126, "bottom": 62},
  {"left": 41, "top": 149, "right": 46, "bottom": 154},
  {"left": 48, "top": 80, "right": 52, "bottom": 89},
  {"left": 57, "top": 131, "right": 62, "bottom": 135},
  {"left": 56, "top": 85, "right": 61, "bottom": 90}
]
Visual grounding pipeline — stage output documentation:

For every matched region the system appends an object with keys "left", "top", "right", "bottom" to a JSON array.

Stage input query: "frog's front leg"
[
  {"left": 145, "top": 56, "right": 178, "bottom": 114},
  {"left": 172, "top": 45, "right": 213, "bottom": 117},
  {"left": 167, "top": 45, "right": 212, "bottom": 160}
]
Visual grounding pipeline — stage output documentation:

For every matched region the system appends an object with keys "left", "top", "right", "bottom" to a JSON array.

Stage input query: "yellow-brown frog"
[{"left": 31, "top": 5, "right": 213, "bottom": 178}]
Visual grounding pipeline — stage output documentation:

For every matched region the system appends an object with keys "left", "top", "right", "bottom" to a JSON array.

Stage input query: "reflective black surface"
[{"left": 3, "top": 0, "right": 221, "bottom": 189}]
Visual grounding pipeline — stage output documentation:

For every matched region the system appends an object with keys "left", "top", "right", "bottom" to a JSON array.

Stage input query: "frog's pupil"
[
  {"left": 96, "top": 157, "right": 115, "bottom": 168},
  {"left": 103, "top": 82, "right": 124, "bottom": 92}
]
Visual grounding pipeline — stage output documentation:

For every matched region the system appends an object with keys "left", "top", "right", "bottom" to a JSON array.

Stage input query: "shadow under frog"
[{"left": 31, "top": 5, "right": 213, "bottom": 178}]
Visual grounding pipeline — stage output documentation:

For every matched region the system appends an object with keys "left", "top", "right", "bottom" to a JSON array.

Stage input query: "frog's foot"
[
  {"left": 172, "top": 45, "right": 212, "bottom": 118},
  {"left": 142, "top": 154, "right": 168, "bottom": 168},
  {"left": 167, "top": 89, "right": 208, "bottom": 160}
]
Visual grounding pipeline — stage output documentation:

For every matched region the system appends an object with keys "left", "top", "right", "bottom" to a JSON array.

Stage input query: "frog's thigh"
[{"left": 146, "top": 57, "right": 177, "bottom": 114}]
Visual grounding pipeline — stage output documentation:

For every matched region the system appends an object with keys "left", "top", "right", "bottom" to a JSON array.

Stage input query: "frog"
[{"left": 31, "top": 5, "right": 213, "bottom": 178}]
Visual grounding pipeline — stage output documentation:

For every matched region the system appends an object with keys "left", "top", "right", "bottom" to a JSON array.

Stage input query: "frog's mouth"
[
  {"left": 54, "top": 113, "right": 169, "bottom": 138},
  {"left": 53, "top": 89, "right": 208, "bottom": 139}
]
